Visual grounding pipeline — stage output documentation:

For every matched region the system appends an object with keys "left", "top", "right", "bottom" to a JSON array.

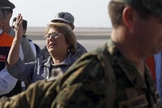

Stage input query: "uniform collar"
[{"left": 107, "top": 39, "right": 148, "bottom": 89}]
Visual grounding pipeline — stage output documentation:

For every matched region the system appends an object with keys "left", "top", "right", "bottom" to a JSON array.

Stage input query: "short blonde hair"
[{"left": 45, "top": 23, "right": 77, "bottom": 54}]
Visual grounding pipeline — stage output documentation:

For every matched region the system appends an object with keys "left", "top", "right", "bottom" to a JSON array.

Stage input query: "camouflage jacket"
[{"left": 0, "top": 39, "right": 161, "bottom": 108}]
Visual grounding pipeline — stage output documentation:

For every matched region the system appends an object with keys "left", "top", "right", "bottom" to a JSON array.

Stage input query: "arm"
[
  {"left": 0, "top": 68, "right": 17, "bottom": 95},
  {"left": 0, "top": 79, "right": 56, "bottom": 108},
  {"left": 7, "top": 58, "right": 35, "bottom": 83},
  {"left": 7, "top": 14, "right": 23, "bottom": 67},
  {"left": 0, "top": 54, "right": 106, "bottom": 108}
]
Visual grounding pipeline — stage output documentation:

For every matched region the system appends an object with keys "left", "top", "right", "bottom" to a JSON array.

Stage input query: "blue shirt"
[{"left": 154, "top": 52, "right": 162, "bottom": 100}]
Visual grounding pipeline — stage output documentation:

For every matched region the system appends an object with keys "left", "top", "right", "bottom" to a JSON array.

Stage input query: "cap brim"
[
  {"left": 0, "top": 1, "right": 15, "bottom": 9},
  {"left": 51, "top": 18, "right": 72, "bottom": 24}
]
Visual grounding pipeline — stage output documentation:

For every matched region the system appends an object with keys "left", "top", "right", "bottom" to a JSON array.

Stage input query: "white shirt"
[{"left": 29, "top": 41, "right": 37, "bottom": 57}]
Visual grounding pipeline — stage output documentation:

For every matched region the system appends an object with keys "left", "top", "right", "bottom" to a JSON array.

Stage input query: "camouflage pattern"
[
  {"left": 112, "top": 0, "right": 162, "bottom": 17},
  {"left": 51, "top": 12, "right": 74, "bottom": 24},
  {"left": 51, "top": 39, "right": 162, "bottom": 108},
  {"left": 0, "top": 39, "right": 161, "bottom": 108},
  {"left": 0, "top": 79, "right": 58, "bottom": 108}
]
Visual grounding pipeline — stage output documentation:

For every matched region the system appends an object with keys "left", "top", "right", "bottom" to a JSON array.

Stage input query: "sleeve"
[
  {"left": 0, "top": 79, "right": 55, "bottom": 108},
  {"left": 0, "top": 68, "right": 17, "bottom": 95},
  {"left": 52, "top": 55, "right": 107, "bottom": 108},
  {"left": 7, "top": 58, "right": 36, "bottom": 83}
]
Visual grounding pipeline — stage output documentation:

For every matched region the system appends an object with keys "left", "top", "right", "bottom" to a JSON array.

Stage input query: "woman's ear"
[
  {"left": 70, "top": 25, "right": 75, "bottom": 30},
  {"left": 122, "top": 6, "right": 136, "bottom": 29}
]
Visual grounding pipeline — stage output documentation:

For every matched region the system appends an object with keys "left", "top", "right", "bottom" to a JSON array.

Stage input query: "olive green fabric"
[
  {"left": 0, "top": 39, "right": 161, "bottom": 108},
  {"left": 51, "top": 39, "right": 162, "bottom": 108},
  {"left": 0, "top": 79, "right": 58, "bottom": 108}
]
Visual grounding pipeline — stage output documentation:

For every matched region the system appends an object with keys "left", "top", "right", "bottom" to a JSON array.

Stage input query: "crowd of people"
[{"left": 0, "top": 0, "right": 162, "bottom": 108}]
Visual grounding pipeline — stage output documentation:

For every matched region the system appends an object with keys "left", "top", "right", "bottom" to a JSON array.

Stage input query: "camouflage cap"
[
  {"left": 112, "top": 0, "right": 162, "bottom": 17},
  {"left": 51, "top": 12, "right": 74, "bottom": 24}
]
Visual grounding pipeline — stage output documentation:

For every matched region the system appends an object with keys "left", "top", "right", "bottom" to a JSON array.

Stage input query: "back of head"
[
  {"left": 22, "top": 19, "right": 27, "bottom": 30},
  {"left": 12, "top": 17, "right": 28, "bottom": 30},
  {"left": 109, "top": 0, "right": 162, "bottom": 28},
  {"left": 11, "top": 17, "right": 16, "bottom": 28},
  {"left": 0, "top": 7, "right": 6, "bottom": 19},
  {"left": 51, "top": 12, "right": 74, "bottom": 25}
]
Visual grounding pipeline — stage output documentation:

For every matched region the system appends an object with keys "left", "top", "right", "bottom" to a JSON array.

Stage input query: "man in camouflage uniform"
[{"left": 1, "top": 0, "right": 162, "bottom": 108}]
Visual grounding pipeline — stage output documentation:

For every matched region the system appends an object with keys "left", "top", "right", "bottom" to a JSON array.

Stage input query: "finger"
[
  {"left": 16, "top": 14, "right": 21, "bottom": 22},
  {"left": 15, "top": 15, "right": 23, "bottom": 27},
  {"left": 16, "top": 14, "right": 22, "bottom": 24},
  {"left": 18, "top": 15, "right": 23, "bottom": 23}
]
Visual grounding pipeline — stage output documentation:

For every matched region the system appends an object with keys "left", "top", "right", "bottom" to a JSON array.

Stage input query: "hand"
[{"left": 14, "top": 14, "right": 23, "bottom": 39}]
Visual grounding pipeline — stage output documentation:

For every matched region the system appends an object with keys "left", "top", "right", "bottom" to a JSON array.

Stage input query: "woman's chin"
[{"left": 48, "top": 48, "right": 57, "bottom": 54}]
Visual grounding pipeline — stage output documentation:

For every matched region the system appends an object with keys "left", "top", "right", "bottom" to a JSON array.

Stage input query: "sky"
[{"left": 10, "top": 0, "right": 112, "bottom": 28}]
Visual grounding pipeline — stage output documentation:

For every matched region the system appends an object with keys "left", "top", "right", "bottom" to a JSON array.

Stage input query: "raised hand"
[{"left": 14, "top": 14, "right": 23, "bottom": 38}]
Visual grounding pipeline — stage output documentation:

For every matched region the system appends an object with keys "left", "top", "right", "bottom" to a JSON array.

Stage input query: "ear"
[
  {"left": 23, "top": 28, "right": 27, "bottom": 34},
  {"left": 7, "top": 13, "right": 12, "bottom": 19},
  {"left": 70, "top": 25, "right": 75, "bottom": 30},
  {"left": 122, "top": 6, "right": 136, "bottom": 29}
]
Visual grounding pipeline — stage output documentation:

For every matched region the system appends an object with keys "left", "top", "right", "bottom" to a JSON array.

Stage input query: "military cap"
[
  {"left": 51, "top": 12, "right": 74, "bottom": 25},
  {"left": 0, "top": 0, "right": 15, "bottom": 9},
  {"left": 112, "top": 0, "right": 162, "bottom": 17}
]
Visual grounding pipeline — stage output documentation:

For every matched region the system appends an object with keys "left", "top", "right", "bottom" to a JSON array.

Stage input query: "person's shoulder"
[
  {"left": 76, "top": 42, "right": 87, "bottom": 51},
  {"left": 34, "top": 43, "right": 41, "bottom": 52},
  {"left": 2, "top": 32, "right": 13, "bottom": 37},
  {"left": 66, "top": 48, "right": 106, "bottom": 78},
  {"left": 1, "top": 32, "right": 14, "bottom": 41}
]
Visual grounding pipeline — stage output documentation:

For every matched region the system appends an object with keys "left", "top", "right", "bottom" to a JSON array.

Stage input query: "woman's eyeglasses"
[{"left": 44, "top": 32, "right": 63, "bottom": 39}]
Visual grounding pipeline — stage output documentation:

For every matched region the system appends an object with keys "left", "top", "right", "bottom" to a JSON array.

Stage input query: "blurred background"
[{"left": 11, "top": 0, "right": 112, "bottom": 51}]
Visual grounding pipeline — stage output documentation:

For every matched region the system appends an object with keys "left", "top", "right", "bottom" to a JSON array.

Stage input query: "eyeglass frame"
[{"left": 44, "top": 32, "right": 63, "bottom": 39}]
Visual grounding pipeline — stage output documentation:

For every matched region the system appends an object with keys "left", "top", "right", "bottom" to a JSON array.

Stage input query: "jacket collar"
[
  {"left": 107, "top": 39, "right": 153, "bottom": 89},
  {"left": 44, "top": 53, "right": 76, "bottom": 68}
]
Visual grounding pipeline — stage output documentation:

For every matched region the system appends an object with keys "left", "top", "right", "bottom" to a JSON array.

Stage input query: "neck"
[
  {"left": 111, "top": 27, "right": 145, "bottom": 79},
  {"left": 135, "top": 62, "right": 145, "bottom": 80},
  {"left": 3, "top": 23, "right": 10, "bottom": 33},
  {"left": 111, "top": 27, "right": 145, "bottom": 64},
  {"left": 51, "top": 52, "right": 68, "bottom": 64}
]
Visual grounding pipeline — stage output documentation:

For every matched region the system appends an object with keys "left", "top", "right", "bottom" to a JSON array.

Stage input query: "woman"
[{"left": 6, "top": 14, "right": 77, "bottom": 83}]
